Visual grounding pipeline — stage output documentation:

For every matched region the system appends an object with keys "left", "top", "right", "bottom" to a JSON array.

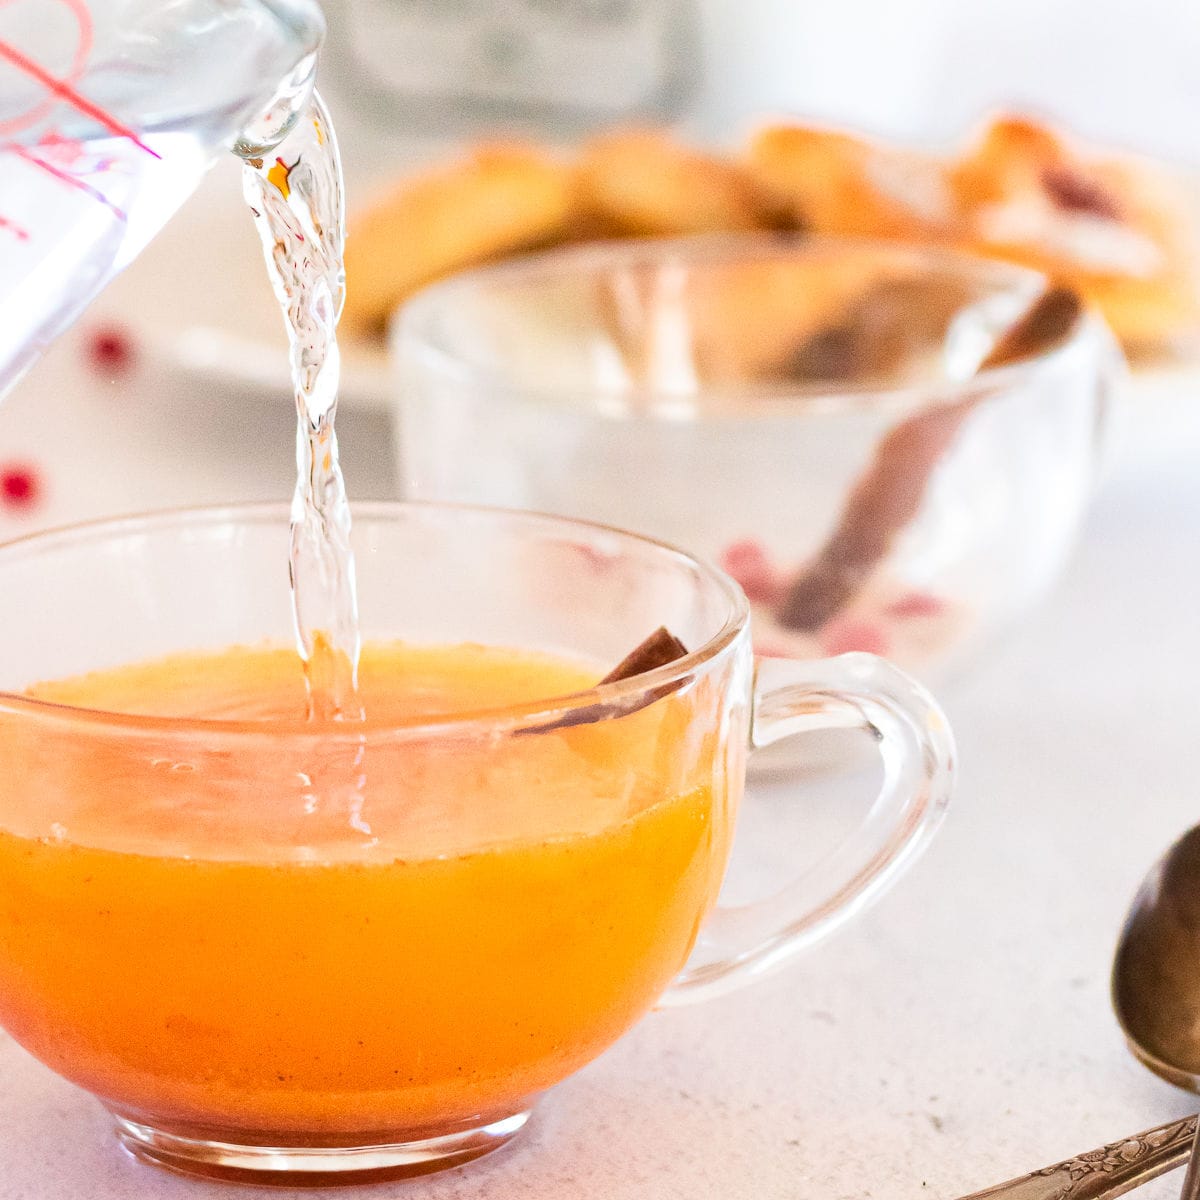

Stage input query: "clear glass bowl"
[{"left": 392, "top": 235, "right": 1121, "bottom": 681}]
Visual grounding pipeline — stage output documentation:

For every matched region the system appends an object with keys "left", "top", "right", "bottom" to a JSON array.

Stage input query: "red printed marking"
[
  {"left": 0, "top": 462, "right": 42, "bottom": 511},
  {"left": 3, "top": 142, "right": 127, "bottom": 222},
  {"left": 0, "top": 0, "right": 92, "bottom": 137},
  {"left": 34, "top": 127, "right": 88, "bottom": 168},
  {"left": 0, "top": 21, "right": 158, "bottom": 158},
  {"left": 0, "top": 214, "right": 29, "bottom": 241}
]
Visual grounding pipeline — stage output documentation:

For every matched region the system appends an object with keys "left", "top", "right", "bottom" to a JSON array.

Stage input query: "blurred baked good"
[
  {"left": 747, "top": 123, "right": 956, "bottom": 240},
  {"left": 590, "top": 252, "right": 878, "bottom": 390},
  {"left": 342, "top": 142, "right": 576, "bottom": 336},
  {"left": 948, "top": 115, "right": 1200, "bottom": 353},
  {"left": 576, "top": 127, "right": 778, "bottom": 237},
  {"left": 344, "top": 115, "right": 1200, "bottom": 356}
]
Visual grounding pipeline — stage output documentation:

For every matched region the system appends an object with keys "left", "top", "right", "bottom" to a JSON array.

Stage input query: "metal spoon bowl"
[{"left": 1113, "top": 825, "right": 1200, "bottom": 1093}]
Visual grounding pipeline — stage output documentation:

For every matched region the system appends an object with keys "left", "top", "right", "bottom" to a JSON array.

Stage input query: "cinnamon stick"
[
  {"left": 518, "top": 626, "right": 689, "bottom": 734},
  {"left": 776, "top": 286, "right": 1083, "bottom": 632},
  {"left": 600, "top": 626, "right": 689, "bottom": 683}
]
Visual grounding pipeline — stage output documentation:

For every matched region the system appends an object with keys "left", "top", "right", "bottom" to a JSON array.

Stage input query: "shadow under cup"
[{"left": 0, "top": 503, "right": 952, "bottom": 1185}]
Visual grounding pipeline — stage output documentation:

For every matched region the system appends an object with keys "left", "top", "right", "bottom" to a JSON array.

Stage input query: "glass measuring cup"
[{"left": 0, "top": 0, "right": 325, "bottom": 396}]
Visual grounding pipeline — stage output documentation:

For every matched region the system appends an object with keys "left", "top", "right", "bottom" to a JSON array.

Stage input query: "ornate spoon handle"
[{"left": 957, "top": 1116, "right": 1196, "bottom": 1200}]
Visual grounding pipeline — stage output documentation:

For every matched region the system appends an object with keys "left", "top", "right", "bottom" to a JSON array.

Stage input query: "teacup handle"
[{"left": 660, "top": 652, "right": 955, "bottom": 1006}]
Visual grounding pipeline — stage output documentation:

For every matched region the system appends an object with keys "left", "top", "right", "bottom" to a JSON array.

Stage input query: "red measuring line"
[
  {"left": 0, "top": 0, "right": 92, "bottom": 136},
  {"left": 0, "top": 214, "right": 29, "bottom": 241},
  {"left": 3, "top": 141, "right": 127, "bottom": 222},
  {"left": 0, "top": 37, "right": 159, "bottom": 158}
]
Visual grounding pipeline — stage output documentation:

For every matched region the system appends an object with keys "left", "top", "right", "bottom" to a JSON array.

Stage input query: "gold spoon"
[
  {"left": 1113, "top": 826, "right": 1200, "bottom": 1093},
  {"left": 949, "top": 1115, "right": 1194, "bottom": 1200},
  {"left": 1112, "top": 826, "right": 1200, "bottom": 1200}
]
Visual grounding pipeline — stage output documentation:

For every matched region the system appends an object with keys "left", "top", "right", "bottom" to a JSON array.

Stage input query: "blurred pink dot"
[
  {"left": 821, "top": 617, "right": 889, "bottom": 657},
  {"left": 885, "top": 592, "right": 946, "bottom": 619},
  {"left": 720, "top": 539, "right": 785, "bottom": 604},
  {"left": 0, "top": 463, "right": 42, "bottom": 511},
  {"left": 752, "top": 639, "right": 797, "bottom": 660},
  {"left": 85, "top": 323, "right": 137, "bottom": 375},
  {"left": 568, "top": 541, "right": 614, "bottom": 574}
]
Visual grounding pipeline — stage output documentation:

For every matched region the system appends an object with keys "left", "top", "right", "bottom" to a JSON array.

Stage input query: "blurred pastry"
[
  {"left": 342, "top": 142, "right": 576, "bottom": 336},
  {"left": 588, "top": 244, "right": 978, "bottom": 392},
  {"left": 746, "top": 122, "right": 957, "bottom": 240},
  {"left": 343, "top": 116, "right": 1200, "bottom": 356},
  {"left": 780, "top": 271, "right": 981, "bottom": 384},
  {"left": 590, "top": 251, "right": 876, "bottom": 391},
  {"left": 949, "top": 114, "right": 1200, "bottom": 353},
  {"left": 576, "top": 127, "right": 779, "bottom": 237}
]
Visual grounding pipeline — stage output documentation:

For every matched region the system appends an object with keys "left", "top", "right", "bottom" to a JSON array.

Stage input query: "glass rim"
[
  {"left": 392, "top": 231, "right": 1109, "bottom": 419},
  {"left": 0, "top": 500, "right": 749, "bottom": 740}
]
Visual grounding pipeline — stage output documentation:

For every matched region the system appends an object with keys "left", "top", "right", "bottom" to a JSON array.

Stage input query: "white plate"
[
  {"left": 97, "top": 160, "right": 393, "bottom": 414},
  {"left": 1108, "top": 359, "right": 1200, "bottom": 481}
]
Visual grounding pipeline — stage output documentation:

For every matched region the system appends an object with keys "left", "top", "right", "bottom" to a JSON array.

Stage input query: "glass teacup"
[
  {"left": 0, "top": 502, "right": 954, "bottom": 1184},
  {"left": 392, "top": 235, "right": 1118, "bottom": 680}
]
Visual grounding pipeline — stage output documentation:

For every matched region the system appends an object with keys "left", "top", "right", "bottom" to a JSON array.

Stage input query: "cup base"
[{"left": 112, "top": 1108, "right": 531, "bottom": 1185}]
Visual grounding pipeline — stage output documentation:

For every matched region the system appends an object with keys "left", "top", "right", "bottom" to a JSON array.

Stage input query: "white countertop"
[{"left": 2, "top": 324, "right": 1200, "bottom": 1199}]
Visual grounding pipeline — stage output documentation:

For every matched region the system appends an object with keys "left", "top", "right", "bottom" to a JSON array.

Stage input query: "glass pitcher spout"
[{"left": 0, "top": 0, "right": 326, "bottom": 397}]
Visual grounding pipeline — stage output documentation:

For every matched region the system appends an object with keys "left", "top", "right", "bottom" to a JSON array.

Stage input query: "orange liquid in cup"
[{"left": 0, "top": 643, "right": 738, "bottom": 1139}]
